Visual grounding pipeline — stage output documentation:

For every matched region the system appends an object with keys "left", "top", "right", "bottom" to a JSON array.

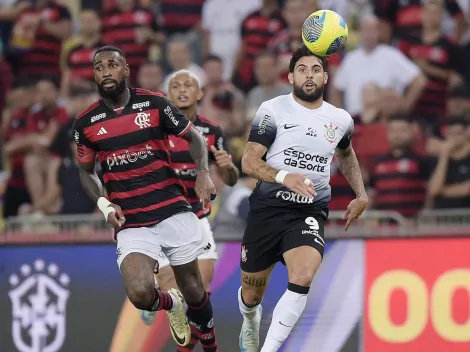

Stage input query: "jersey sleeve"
[
  {"left": 337, "top": 115, "right": 354, "bottom": 150},
  {"left": 72, "top": 118, "right": 96, "bottom": 164},
  {"left": 157, "top": 97, "right": 192, "bottom": 137},
  {"left": 247, "top": 103, "right": 277, "bottom": 149}
]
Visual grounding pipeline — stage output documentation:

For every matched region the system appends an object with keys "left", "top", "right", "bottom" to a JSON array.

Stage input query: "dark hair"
[
  {"left": 204, "top": 54, "right": 223, "bottom": 64},
  {"left": 443, "top": 116, "right": 468, "bottom": 128},
  {"left": 11, "top": 76, "right": 36, "bottom": 90},
  {"left": 93, "top": 45, "right": 126, "bottom": 60},
  {"left": 388, "top": 111, "right": 413, "bottom": 124},
  {"left": 289, "top": 45, "right": 328, "bottom": 73},
  {"left": 37, "top": 75, "right": 60, "bottom": 89}
]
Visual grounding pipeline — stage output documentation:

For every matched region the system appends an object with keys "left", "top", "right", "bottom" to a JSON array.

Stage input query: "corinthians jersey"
[{"left": 248, "top": 93, "right": 354, "bottom": 216}]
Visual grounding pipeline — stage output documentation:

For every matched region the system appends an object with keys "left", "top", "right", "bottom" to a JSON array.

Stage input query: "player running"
[
  {"left": 140, "top": 69, "right": 239, "bottom": 348},
  {"left": 73, "top": 45, "right": 219, "bottom": 350},
  {"left": 238, "top": 45, "right": 369, "bottom": 352}
]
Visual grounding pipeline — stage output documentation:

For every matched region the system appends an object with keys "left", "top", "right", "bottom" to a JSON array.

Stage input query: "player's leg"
[
  {"left": 161, "top": 212, "right": 218, "bottom": 352},
  {"left": 117, "top": 226, "right": 191, "bottom": 346},
  {"left": 260, "top": 215, "right": 325, "bottom": 352}
]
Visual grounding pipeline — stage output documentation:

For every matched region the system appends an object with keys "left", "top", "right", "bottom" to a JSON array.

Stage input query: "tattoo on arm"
[
  {"left": 78, "top": 162, "right": 106, "bottom": 203},
  {"left": 336, "top": 146, "right": 367, "bottom": 198},
  {"left": 183, "top": 125, "right": 209, "bottom": 172},
  {"left": 242, "top": 142, "right": 279, "bottom": 182},
  {"left": 242, "top": 274, "right": 267, "bottom": 287}
]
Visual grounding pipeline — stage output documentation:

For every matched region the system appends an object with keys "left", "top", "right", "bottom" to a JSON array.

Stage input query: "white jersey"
[{"left": 248, "top": 93, "right": 354, "bottom": 215}]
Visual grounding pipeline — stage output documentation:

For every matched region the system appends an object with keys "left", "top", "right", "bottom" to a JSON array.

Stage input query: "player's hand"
[
  {"left": 210, "top": 145, "right": 232, "bottom": 168},
  {"left": 106, "top": 203, "right": 126, "bottom": 229},
  {"left": 283, "top": 174, "right": 317, "bottom": 198},
  {"left": 195, "top": 170, "right": 216, "bottom": 207},
  {"left": 343, "top": 197, "right": 368, "bottom": 231}
]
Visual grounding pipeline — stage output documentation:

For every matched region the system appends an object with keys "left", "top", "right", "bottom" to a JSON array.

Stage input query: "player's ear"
[
  {"left": 197, "top": 87, "right": 204, "bottom": 101},
  {"left": 288, "top": 72, "right": 294, "bottom": 85},
  {"left": 124, "top": 64, "right": 130, "bottom": 78},
  {"left": 323, "top": 72, "right": 328, "bottom": 85}
]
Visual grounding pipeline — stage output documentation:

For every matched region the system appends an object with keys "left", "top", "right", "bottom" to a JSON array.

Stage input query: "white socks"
[
  {"left": 260, "top": 284, "right": 309, "bottom": 352},
  {"left": 238, "top": 286, "right": 260, "bottom": 319}
]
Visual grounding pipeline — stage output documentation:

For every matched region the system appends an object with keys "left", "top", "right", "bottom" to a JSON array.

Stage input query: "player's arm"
[
  {"left": 210, "top": 127, "right": 239, "bottom": 186},
  {"left": 242, "top": 106, "right": 315, "bottom": 197},
  {"left": 335, "top": 120, "right": 367, "bottom": 200}
]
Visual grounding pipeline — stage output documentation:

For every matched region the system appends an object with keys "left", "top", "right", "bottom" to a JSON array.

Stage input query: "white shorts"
[
  {"left": 157, "top": 217, "right": 217, "bottom": 270},
  {"left": 116, "top": 212, "right": 210, "bottom": 269}
]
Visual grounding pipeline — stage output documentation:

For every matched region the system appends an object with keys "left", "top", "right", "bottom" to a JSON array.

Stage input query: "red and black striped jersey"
[
  {"left": 169, "top": 115, "right": 228, "bottom": 219},
  {"left": 374, "top": 0, "right": 463, "bottom": 41},
  {"left": 101, "top": 6, "right": 159, "bottom": 80},
  {"left": 160, "top": 0, "right": 204, "bottom": 35},
  {"left": 72, "top": 88, "right": 193, "bottom": 233},
  {"left": 3, "top": 108, "right": 30, "bottom": 188},
  {"left": 15, "top": 2, "right": 71, "bottom": 78},
  {"left": 399, "top": 36, "right": 460, "bottom": 122},
  {"left": 66, "top": 41, "right": 103, "bottom": 82},
  {"left": 237, "top": 10, "right": 286, "bottom": 90},
  {"left": 369, "top": 151, "right": 431, "bottom": 217}
]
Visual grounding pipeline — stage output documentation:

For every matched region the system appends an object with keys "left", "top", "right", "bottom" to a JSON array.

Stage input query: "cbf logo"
[{"left": 8, "top": 259, "right": 70, "bottom": 352}]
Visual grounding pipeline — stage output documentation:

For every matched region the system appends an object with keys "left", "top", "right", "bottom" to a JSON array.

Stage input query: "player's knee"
[
  {"left": 241, "top": 286, "right": 264, "bottom": 306},
  {"left": 127, "top": 282, "right": 154, "bottom": 310},
  {"left": 288, "top": 268, "right": 316, "bottom": 287}
]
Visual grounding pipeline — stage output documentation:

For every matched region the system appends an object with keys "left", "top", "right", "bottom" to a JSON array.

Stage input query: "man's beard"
[
  {"left": 97, "top": 78, "right": 127, "bottom": 99},
  {"left": 293, "top": 82, "right": 324, "bottom": 103}
]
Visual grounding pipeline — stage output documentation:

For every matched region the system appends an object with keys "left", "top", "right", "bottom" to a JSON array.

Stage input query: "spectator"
[
  {"left": 162, "top": 36, "right": 206, "bottom": 93},
  {"left": 201, "top": 55, "right": 246, "bottom": 136},
  {"left": 1, "top": 77, "right": 36, "bottom": 218},
  {"left": 356, "top": 83, "right": 382, "bottom": 124},
  {"left": 159, "top": 0, "right": 204, "bottom": 37},
  {"left": 23, "top": 76, "right": 68, "bottom": 215},
  {"left": 331, "top": 15, "right": 426, "bottom": 116},
  {"left": 369, "top": 114, "right": 430, "bottom": 217},
  {"left": 399, "top": 0, "right": 462, "bottom": 128},
  {"left": 101, "top": 0, "right": 162, "bottom": 85},
  {"left": 61, "top": 9, "right": 103, "bottom": 96},
  {"left": 374, "top": 0, "right": 465, "bottom": 44},
  {"left": 137, "top": 61, "right": 164, "bottom": 93},
  {"left": 329, "top": 157, "right": 356, "bottom": 211},
  {"left": 233, "top": 0, "right": 286, "bottom": 92},
  {"left": 8, "top": 0, "right": 72, "bottom": 79},
  {"left": 246, "top": 51, "right": 290, "bottom": 120},
  {"left": 38, "top": 83, "right": 98, "bottom": 215},
  {"left": 202, "top": 0, "right": 261, "bottom": 80},
  {"left": 429, "top": 117, "right": 470, "bottom": 208},
  {"left": 268, "top": 0, "right": 309, "bottom": 80}
]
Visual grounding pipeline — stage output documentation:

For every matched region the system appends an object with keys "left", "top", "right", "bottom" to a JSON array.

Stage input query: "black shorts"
[
  {"left": 241, "top": 208, "right": 326, "bottom": 273},
  {"left": 3, "top": 186, "right": 30, "bottom": 218}
]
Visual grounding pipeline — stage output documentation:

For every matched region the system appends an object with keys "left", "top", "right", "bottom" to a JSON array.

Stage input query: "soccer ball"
[{"left": 302, "top": 10, "right": 348, "bottom": 57}]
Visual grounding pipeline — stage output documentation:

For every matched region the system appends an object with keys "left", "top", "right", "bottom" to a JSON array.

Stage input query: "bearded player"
[
  {"left": 140, "top": 69, "right": 239, "bottom": 350},
  {"left": 73, "top": 45, "right": 219, "bottom": 350},
  {"left": 238, "top": 45, "right": 369, "bottom": 352}
]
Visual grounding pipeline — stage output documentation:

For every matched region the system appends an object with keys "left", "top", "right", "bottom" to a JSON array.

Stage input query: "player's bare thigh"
[
  {"left": 157, "top": 258, "right": 215, "bottom": 293},
  {"left": 120, "top": 252, "right": 157, "bottom": 309},
  {"left": 241, "top": 265, "right": 275, "bottom": 306},
  {"left": 283, "top": 246, "right": 322, "bottom": 287}
]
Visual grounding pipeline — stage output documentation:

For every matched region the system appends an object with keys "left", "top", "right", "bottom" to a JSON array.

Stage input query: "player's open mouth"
[
  {"left": 305, "top": 82, "right": 315, "bottom": 89},
  {"left": 178, "top": 95, "right": 189, "bottom": 102},
  {"left": 102, "top": 81, "right": 116, "bottom": 89}
]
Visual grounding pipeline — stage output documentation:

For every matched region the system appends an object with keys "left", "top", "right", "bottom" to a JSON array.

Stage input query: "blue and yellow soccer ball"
[{"left": 302, "top": 10, "right": 348, "bottom": 57}]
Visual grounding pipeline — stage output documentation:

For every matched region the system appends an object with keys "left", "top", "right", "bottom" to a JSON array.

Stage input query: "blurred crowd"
[{"left": 0, "top": 0, "right": 469, "bottom": 236}]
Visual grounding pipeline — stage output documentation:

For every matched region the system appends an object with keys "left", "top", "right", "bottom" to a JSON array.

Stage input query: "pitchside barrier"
[{"left": 1, "top": 210, "right": 470, "bottom": 352}]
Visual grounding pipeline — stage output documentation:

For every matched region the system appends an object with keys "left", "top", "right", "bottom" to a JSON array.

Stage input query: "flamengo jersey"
[
  {"left": 72, "top": 88, "right": 193, "bottom": 233},
  {"left": 248, "top": 93, "right": 354, "bottom": 216},
  {"left": 169, "top": 115, "right": 228, "bottom": 219}
]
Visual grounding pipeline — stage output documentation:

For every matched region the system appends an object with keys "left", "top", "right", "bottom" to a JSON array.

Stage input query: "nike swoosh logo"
[
  {"left": 279, "top": 321, "right": 292, "bottom": 327},
  {"left": 283, "top": 124, "right": 298, "bottom": 130},
  {"left": 314, "top": 238, "right": 325, "bottom": 247},
  {"left": 170, "top": 324, "right": 187, "bottom": 346}
]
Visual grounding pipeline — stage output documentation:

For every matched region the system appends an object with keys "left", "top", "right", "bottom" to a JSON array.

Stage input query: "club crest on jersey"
[
  {"left": 324, "top": 123, "right": 338, "bottom": 144},
  {"left": 135, "top": 112, "right": 151, "bottom": 129}
]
